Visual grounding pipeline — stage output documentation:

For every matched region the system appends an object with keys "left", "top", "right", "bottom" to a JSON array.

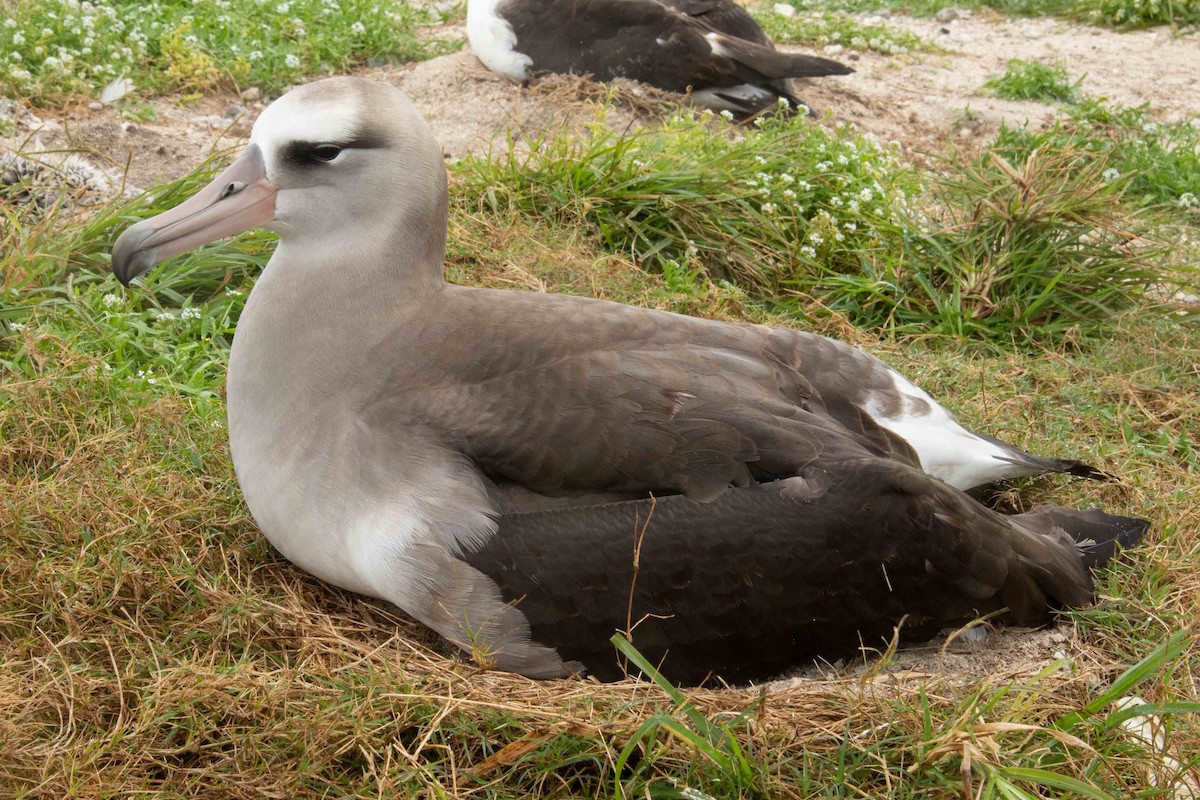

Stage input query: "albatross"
[
  {"left": 111, "top": 77, "right": 1146, "bottom": 684},
  {"left": 466, "top": 0, "right": 853, "bottom": 117}
]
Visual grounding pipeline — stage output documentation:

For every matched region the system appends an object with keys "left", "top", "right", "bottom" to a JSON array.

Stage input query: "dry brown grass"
[{"left": 3, "top": 287, "right": 1198, "bottom": 798}]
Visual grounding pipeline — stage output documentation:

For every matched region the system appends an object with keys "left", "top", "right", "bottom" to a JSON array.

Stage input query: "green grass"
[
  {"left": 755, "top": 0, "right": 1200, "bottom": 28},
  {"left": 0, "top": 0, "right": 454, "bottom": 102},
  {"left": 3, "top": 4, "right": 1200, "bottom": 796},
  {"left": 993, "top": 98, "right": 1200, "bottom": 215},
  {"left": 984, "top": 59, "right": 1083, "bottom": 103},
  {"left": 4, "top": 174, "right": 1199, "bottom": 793}
]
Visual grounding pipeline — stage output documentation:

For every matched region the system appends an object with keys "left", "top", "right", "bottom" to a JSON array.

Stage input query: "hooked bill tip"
[{"left": 111, "top": 224, "right": 158, "bottom": 288}]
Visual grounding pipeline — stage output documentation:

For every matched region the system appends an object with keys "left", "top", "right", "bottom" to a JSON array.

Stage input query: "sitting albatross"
[
  {"left": 466, "top": 0, "right": 853, "bottom": 117},
  {"left": 111, "top": 77, "right": 1145, "bottom": 684}
]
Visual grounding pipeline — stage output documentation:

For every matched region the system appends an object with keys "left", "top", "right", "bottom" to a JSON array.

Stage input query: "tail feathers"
[
  {"left": 978, "top": 432, "right": 1113, "bottom": 482},
  {"left": 1016, "top": 453, "right": 1113, "bottom": 483},
  {"left": 1016, "top": 506, "right": 1150, "bottom": 569}
]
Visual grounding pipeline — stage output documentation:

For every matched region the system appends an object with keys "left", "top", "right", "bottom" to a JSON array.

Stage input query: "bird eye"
[{"left": 312, "top": 144, "right": 342, "bottom": 162}]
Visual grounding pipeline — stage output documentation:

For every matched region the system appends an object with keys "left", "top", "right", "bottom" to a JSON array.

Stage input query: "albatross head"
[{"left": 112, "top": 77, "right": 448, "bottom": 286}]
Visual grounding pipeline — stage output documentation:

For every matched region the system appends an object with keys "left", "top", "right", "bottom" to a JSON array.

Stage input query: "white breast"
[{"left": 466, "top": 0, "right": 534, "bottom": 81}]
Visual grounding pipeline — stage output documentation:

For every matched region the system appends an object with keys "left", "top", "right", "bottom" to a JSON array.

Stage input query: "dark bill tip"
[
  {"left": 111, "top": 223, "right": 159, "bottom": 287},
  {"left": 109, "top": 144, "right": 275, "bottom": 289}
]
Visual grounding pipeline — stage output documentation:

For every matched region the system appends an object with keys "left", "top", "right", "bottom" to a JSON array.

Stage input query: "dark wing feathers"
[
  {"left": 467, "top": 458, "right": 1115, "bottom": 683},
  {"left": 372, "top": 287, "right": 1145, "bottom": 683},
  {"left": 663, "top": 0, "right": 772, "bottom": 44}
]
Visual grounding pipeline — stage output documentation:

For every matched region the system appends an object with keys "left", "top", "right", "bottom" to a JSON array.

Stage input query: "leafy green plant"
[
  {"left": 984, "top": 59, "right": 1082, "bottom": 103},
  {"left": 993, "top": 98, "right": 1200, "bottom": 214}
]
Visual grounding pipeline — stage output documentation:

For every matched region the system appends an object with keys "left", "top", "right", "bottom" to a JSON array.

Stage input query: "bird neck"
[{"left": 228, "top": 193, "right": 448, "bottom": 407}]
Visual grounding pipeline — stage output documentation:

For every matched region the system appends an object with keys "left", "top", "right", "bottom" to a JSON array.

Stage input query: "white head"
[{"left": 113, "top": 77, "right": 449, "bottom": 287}]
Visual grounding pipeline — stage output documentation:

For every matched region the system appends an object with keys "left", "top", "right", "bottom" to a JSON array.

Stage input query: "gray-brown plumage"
[{"left": 110, "top": 78, "right": 1145, "bottom": 685}]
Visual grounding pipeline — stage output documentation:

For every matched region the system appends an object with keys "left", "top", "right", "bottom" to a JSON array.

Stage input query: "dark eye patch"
[{"left": 279, "top": 131, "right": 391, "bottom": 169}]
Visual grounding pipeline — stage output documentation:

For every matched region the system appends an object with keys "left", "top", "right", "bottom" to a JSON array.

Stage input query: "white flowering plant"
[
  {"left": 454, "top": 104, "right": 921, "bottom": 296},
  {"left": 0, "top": 0, "right": 451, "bottom": 100},
  {"left": 751, "top": 2, "right": 931, "bottom": 56}
]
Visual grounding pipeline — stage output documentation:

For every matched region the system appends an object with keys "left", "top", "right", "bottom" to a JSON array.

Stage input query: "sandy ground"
[
  {"left": 4, "top": 11, "right": 1196, "bottom": 682},
  {"left": 4, "top": 11, "right": 1199, "bottom": 190}
]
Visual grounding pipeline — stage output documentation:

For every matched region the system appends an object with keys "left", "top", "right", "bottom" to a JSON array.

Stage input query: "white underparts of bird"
[
  {"left": 111, "top": 77, "right": 1146, "bottom": 685},
  {"left": 466, "top": 0, "right": 854, "bottom": 117}
]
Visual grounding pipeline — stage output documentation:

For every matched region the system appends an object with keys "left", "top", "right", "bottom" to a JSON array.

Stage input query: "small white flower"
[
  {"left": 350, "top": 21, "right": 366, "bottom": 35},
  {"left": 285, "top": 53, "right": 300, "bottom": 68},
  {"left": 778, "top": 96, "right": 790, "bottom": 108},
  {"left": 1181, "top": 192, "right": 1198, "bottom": 209},
  {"left": 9, "top": 322, "right": 25, "bottom": 332},
  {"left": 12, "top": 31, "right": 24, "bottom": 45},
  {"left": 836, "top": 154, "right": 849, "bottom": 165},
  {"left": 3, "top": 18, "right": 16, "bottom": 28},
  {"left": 782, "top": 189, "right": 796, "bottom": 200},
  {"left": 762, "top": 202, "right": 777, "bottom": 214},
  {"left": 799, "top": 245, "right": 817, "bottom": 258},
  {"left": 755, "top": 155, "right": 768, "bottom": 165},
  {"left": 102, "top": 293, "right": 122, "bottom": 307},
  {"left": 154, "top": 311, "right": 175, "bottom": 322},
  {"left": 276, "top": 0, "right": 291, "bottom": 11},
  {"left": 179, "top": 307, "right": 201, "bottom": 320},
  {"left": 780, "top": 173, "right": 794, "bottom": 184},
  {"left": 844, "top": 221, "right": 857, "bottom": 231},
  {"left": 719, "top": 109, "right": 734, "bottom": 121},
  {"left": 249, "top": 50, "right": 264, "bottom": 60},
  {"left": 816, "top": 161, "right": 831, "bottom": 171},
  {"left": 809, "top": 232, "right": 824, "bottom": 245},
  {"left": 1103, "top": 167, "right": 1120, "bottom": 182}
]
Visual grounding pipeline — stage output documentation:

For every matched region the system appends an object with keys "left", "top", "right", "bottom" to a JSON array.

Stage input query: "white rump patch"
[
  {"left": 467, "top": 0, "right": 534, "bottom": 81},
  {"left": 863, "top": 369, "right": 1036, "bottom": 490}
]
